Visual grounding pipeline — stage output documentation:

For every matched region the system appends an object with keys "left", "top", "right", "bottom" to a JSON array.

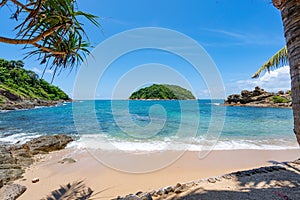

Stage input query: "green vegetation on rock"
[
  {"left": 129, "top": 84, "right": 196, "bottom": 100},
  {"left": 0, "top": 58, "right": 69, "bottom": 104},
  {"left": 271, "top": 95, "right": 291, "bottom": 103}
]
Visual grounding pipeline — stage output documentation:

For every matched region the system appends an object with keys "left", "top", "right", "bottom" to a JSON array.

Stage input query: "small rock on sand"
[
  {"left": 222, "top": 174, "right": 232, "bottom": 179},
  {"left": 58, "top": 157, "right": 76, "bottom": 164},
  {"left": 164, "top": 186, "right": 174, "bottom": 194},
  {"left": 208, "top": 178, "right": 216, "bottom": 183},
  {"left": 122, "top": 194, "right": 141, "bottom": 200},
  {"left": 32, "top": 178, "right": 39, "bottom": 183}
]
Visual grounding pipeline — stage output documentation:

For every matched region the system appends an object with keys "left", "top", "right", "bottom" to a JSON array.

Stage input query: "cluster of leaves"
[
  {"left": 252, "top": 46, "right": 288, "bottom": 78},
  {"left": 129, "top": 84, "right": 195, "bottom": 100},
  {"left": 0, "top": 0, "right": 99, "bottom": 81},
  {"left": 0, "top": 58, "right": 69, "bottom": 101},
  {"left": 271, "top": 95, "right": 291, "bottom": 103},
  {"left": 163, "top": 84, "right": 196, "bottom": 100}
]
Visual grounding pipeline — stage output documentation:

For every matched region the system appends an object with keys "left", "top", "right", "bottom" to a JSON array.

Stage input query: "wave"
[
  {"left": 67, "top": 134, "right": 299, "bottom": 152},
  {"left": 0, "top": 132, "right": 42, "bottom": 144},
  {"left": 1, "top": 131, "right": 297, "bottom": 151},
  {"left": 204, "top": 102, "right": 221, "bottom": 106}
]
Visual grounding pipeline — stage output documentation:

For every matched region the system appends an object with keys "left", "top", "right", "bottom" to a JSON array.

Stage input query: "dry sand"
[{"left": 15, "top": 148, "right": 300, "bottom": 200}]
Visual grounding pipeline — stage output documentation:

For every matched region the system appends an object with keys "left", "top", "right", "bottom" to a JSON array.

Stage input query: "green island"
[
  {"left": 129, "top": 84, "right": 196, "bottom": 100},
  {"left": 0, "top": 58, "right": 70, "bottom": 110}
]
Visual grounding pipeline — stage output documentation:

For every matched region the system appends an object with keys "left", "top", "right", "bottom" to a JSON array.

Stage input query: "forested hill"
[
  {"left": 0, "top": 58, "right": 70, "bottom": 110},
  {"left": 129, "top": 84, "right": 196, "bottom": 100}
]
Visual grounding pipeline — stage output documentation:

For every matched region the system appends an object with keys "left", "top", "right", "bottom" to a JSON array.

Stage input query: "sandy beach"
[{"left": 14, "top": 148, "right": 300, "bottom": 199}]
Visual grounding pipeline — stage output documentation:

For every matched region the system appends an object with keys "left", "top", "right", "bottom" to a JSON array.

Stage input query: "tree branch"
[
  {"left": 11, "top": 0, "right": 34, "bottom": 12},
  {"left": 0, "top": 0, "right": 8, "bottom": 7},
  {"left": 0, "top": 25, "right": 63, "bottom": 44},
  {"left": 32, "top": 43, "right": 66, "bottom": 55}
]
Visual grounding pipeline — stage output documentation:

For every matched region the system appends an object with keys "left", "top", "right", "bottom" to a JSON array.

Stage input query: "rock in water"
[
  {"left": 0, "top": 184, "right": 26, "bottom": 200},
  {"left": 24, "top": 135, "right": 73, "bottom": 155},
  {"left": 224, "top": 86, "right": 292, "bottom": 107}
]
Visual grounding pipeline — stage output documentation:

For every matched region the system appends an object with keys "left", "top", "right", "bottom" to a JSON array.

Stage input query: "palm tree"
[
  {"left": 252, "top": 46, "right": 288, "bottom": 78},
  {"left": 272, "top": 0, "right": 300, "bottom": 145},
  {"left": 0, "top": 0, "right": 99, "bottom": 76}
]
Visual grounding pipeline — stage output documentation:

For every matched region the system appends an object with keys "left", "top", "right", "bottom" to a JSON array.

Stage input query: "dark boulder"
[
  {"left": 0, "top": 90, "right": 21, "bottom": 102},
  {"left": 24, "top": 135, "right": 73, "bottom": 155},
  {"left": 0, "top": 135, "right": 73, "bottom": 186}
]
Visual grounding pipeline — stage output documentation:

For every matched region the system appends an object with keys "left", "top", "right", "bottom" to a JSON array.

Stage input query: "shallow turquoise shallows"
[{"left": 0, "top": 100, "right": 297, "bottom": 151}]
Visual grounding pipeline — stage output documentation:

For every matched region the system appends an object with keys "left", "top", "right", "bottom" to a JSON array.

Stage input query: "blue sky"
[{"left": 0, "top": 0, "right": 290, "bottom": 99}]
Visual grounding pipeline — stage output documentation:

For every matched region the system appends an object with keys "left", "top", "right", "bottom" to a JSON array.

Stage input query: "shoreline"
[
  {"left": 223, "top": 103, "right": 292, "bottom": 108},
  {"left": 15, "top": 148, "right": 300, "bottom": 199},
  {"left": 0, "top": 99, "right": 71, "bottom": 111}
]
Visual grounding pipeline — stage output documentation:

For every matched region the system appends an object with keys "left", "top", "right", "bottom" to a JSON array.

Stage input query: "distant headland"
[
  {"left": 0, "top": 58, "right": 71, "bottom": 110},
  {"left": 129, "top": 84, "right": 196, "bottom": 100},
  {"left": 224, "top": 86, "right": 292, "bottom": 108}
]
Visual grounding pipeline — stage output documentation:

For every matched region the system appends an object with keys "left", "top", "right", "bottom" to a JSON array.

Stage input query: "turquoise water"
[{"left": 0, "top": 100, "right": 298, "bottom": 150}]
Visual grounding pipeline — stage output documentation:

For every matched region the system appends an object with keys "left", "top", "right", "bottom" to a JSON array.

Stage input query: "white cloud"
[
  {"left": 234, "top": 66, "right": 291, "bottom": 93},
  {"left": 204, "top": 28, "right": 245, "bottom": 39},
  {"left": 201, "top": 28, "right": 284, "bottom": 46},
  {"left": 32, "top": 67, "right": 53, "bottom": 75}
]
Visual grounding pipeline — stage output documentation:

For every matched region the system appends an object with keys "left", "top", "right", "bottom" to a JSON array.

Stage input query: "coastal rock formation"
[
  {"left": 0, "top": 89, "right": 21, "bottom": 102},
  {"left": 0, "top": 99, "right": 70, "bottom": 110},
  {"left": 0, "top": 58, "right": 71, "bottom": 110},
  {"left": 0, "top": 184, "right": 27, "bottom": 200},
  {"left": 25, "top": 134, "right": 73, "bottom": 155},
  {"left": 224, "top": 86, "right": 292, "bottom": 108},
  {"left": 0, "top": 135, "right": 73, "bottom": 186}
]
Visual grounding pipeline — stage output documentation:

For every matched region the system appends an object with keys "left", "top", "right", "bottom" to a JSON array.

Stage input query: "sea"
[{"left": 0, "top": 100, "right": 298, "bottom": 151}]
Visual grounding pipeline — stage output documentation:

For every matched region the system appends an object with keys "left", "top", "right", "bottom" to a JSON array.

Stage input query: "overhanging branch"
[
  {"left": 11, "top": 0, "right": 34, "bottom": 12},
  {"left": 0, "top": 25, "right": 63, "bottom": 45},
  {"left": 32, "top": 43, "right": 66, "bottom": 55},
  {"left": 0, "top": 0, "right": 7, "bottom": 7}
]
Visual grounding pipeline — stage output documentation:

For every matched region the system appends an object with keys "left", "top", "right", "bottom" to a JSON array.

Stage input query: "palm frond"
[
  {"left": 1, "top": 0, "right": 100, "bottom": 81},
  {"left": 43, "top": 180, "right": 93, "bottom": 200},
  {"left": 252, "top": 46, "right": 289, "bottom": 78}
]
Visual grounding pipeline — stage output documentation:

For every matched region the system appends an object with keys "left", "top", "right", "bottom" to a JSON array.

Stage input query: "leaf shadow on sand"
[
  {"left": 42, "top": 180, "right": 109, "bottom": 200},
  {"left": 157, "top": 159, "right": 300, "bottom": 200}
]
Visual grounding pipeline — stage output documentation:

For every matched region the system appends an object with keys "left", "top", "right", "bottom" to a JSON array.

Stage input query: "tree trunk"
[{"left": 274, "top": 0, "right": 300, "bottom": 145}]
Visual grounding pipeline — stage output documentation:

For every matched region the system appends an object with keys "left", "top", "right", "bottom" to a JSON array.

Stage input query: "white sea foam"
[
  {"left": 0, "top": 110, "right": 11, "bottom": 113},
  {"left": 68, "top": 134, "right": 299, "bottom": 152},
  {"left": 1, "top": 132, "right": 297, "bottom": 151},
  {"left": 0, "top": 132, "right": 42, "bottom": 144}
]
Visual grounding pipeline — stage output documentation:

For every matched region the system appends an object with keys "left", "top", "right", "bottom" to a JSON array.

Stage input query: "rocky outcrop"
[
  {"left": 0, "top": 90, "right": 21, "bottom": 102},
  {"left": 24, "top": 135, "right": 73, "bottom": 155},
  {"left": 224, "top": 86, "right": 292, "bottom": 108},
  {"left": 0, "top": 98, "right": 71, "bottom": 110},
  {"left": 0, "top": 184, "right": 26, "bottom": 200},
  {"left": 0, "top": 135, "right": 73, "bottom": 186}
]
